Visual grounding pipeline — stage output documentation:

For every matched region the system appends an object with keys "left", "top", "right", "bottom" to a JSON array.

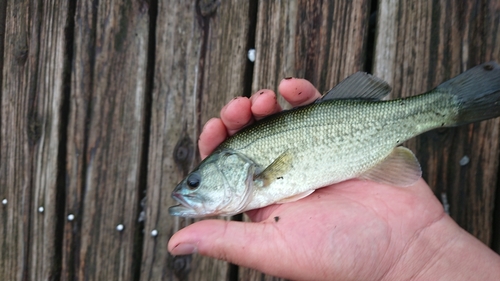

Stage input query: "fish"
[{"left": 169, "top": 61, "right": 500, "bottom": 218}]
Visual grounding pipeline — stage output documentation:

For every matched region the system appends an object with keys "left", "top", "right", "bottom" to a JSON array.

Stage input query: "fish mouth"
[
  {"left": 171, "top": 192, "right": 190, "bottom": 207},
  {"left": 169, "top": 193, "right": 199, "bottom": 217},
  {"left": 168, "top": 204, "right": 193, "bottom": 216}
]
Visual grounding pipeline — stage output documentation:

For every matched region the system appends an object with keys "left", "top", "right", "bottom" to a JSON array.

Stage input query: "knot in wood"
[
  {"left": 14, "top": 36, "right": 29, "bottom": 65},
  {"left": 176, "top": 146, "right": 189, "bottom": 161},
  {"left": 173, "top": 133, "right": 195, "bottom": 176},
  {"left": 172, "top": 255, "right": 192, "bottom": 279},
  {"left": 198, "top": 0, "right": 220, "bottom": 17},
  {"left": 27, "top": 113, "right": 42, "bottom": 145},
  {"left": 15, "top": 47, "right": 28, "bottom": 65}
]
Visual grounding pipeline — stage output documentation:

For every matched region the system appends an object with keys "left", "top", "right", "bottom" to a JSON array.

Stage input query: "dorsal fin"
[{"left": 320, "top": 72, "right": 392, "bottom": 101}]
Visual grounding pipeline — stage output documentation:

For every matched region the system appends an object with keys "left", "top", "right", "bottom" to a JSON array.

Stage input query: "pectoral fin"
[
  {"left": 359, "top": 147, "right": 422, "bottom": 187},
  {"left": 277, "top": 190, "right": 315, "bottom": 204},
  {"left": 254, "top": 150, "right": 293, "bottom": 187}
]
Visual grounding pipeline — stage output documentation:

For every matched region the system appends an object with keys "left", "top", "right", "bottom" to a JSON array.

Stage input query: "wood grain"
[
  {"left": 0, "top": 1, "right": 69, "bottom": 280},
  {"left": 252, "top": 0, "right": 372, "bottom": 109},
  {"left": 0, "top": 0, "right": 498, "bottom": 280},
  {"left": 61, "top": 0, "right": 89, "bottom": 279},
  {"left": 140, "top": 1, "right": 251, "bottom": 280},
  {"left": 62, "top": 1, "right": 150, "bottom": 280},
  {"left": 0, "top": 2, "right": 32, "bottom": 280},
  {"left": 374, "top": 0, "right": 500, "bottom": 245}
]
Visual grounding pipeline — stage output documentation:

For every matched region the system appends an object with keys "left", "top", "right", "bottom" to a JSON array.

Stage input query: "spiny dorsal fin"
[
  {"left": 254, "top": 150, "right": 293, "bottom": 187},
  {"left": 320, "top": 72, "right": 392, "bottom": 101},
  {"left": 359, "top": 146, "right": 421, "bottom": 187}
]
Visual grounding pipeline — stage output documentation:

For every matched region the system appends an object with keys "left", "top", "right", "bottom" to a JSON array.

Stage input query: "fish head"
[{"left": 169, "top": 149, "right": 256, "bottom": 218}]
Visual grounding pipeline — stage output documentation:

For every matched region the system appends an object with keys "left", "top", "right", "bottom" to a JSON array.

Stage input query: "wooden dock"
[{"left": 0, "top": 0, "right": 499, "bottom": 280}]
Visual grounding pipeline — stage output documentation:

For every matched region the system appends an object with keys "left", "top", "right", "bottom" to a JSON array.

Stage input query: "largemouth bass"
[{"left": 169, "top": 62, "right": 500, "bottom": 218}]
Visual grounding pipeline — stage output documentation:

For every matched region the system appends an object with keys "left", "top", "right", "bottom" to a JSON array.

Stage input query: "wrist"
[{"left": 386, "top": 215, "right": 500, "bottom": 280}]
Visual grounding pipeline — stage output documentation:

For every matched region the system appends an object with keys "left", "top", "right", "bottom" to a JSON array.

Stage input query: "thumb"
[{"left": 168, "top": 219, "right": 278, "bottom": 271}]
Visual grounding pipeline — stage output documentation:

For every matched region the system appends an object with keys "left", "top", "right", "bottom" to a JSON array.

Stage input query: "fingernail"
[
  {"left": 284, "top": 76, "right": 293, "bottom": 80},
  {"left": 171, "top": 243, "right": 197, "bottom": 255}
]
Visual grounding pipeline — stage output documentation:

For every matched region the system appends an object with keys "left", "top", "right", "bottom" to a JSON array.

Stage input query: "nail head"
[
  {"left": 459, "top": 155, "right": 470, "bottom": 166},
  {"left": 247, "top": 49, "right": 256, "bottom": 62}
]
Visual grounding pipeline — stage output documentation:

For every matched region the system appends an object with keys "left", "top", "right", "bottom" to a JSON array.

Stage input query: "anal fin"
[
  {"left": 277, "top": 190, "right": 314, "bottom": 204},
  {"left": 359, "top": 146, "right": 422, "bottom": 187}
]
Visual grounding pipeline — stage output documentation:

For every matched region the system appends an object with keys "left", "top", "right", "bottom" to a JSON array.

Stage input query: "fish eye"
[{"left": 186, "top": 173, "right": 201, "bottom": 189}]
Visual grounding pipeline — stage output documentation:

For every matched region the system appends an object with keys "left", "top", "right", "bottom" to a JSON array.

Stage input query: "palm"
[
  {"left": 170, "top": 78, "right": 500, "bottom": 281},
  {"left": 242, "top": 179, "right": 444, "bottom": 280}
]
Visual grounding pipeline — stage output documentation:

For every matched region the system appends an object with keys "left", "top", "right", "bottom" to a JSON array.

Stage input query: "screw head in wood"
[
  {"left": 459, "top": 155, "right": 470, "bottom": 166},
  {"left": 248, "top": 49, "right": 256, "bottom": 62}
]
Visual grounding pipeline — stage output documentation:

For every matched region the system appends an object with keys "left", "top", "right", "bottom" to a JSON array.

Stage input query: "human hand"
[{"left": 169, "top": 78, "right": 500, "bottom": 280}]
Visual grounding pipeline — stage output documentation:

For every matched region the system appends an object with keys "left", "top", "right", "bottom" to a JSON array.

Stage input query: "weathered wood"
[
  {"left": 374, "top": 0, "right": 500, "bottom": 245},
  {"left": 252, "top": 0, "right": 372, "bottom": 108},
  {"left": 0, "top": 2, "right": 32, "bottom": 280},
  {"left": 62, "top": 1, "right": 150, "bottom": 280},
  {"left": 61, "top": 0, "right": 88, "bottom": 279},
  {"left": 0, "top": 0, "right": 499, "bottom": 280},
  {"left": 141, "top": 1, "right": 251, "bottom": 280},
  {"left": 0, "top": 1, "right": 69, "bottom": 280},
  {"left": 494, "top": 171, "right": 500, "bottom": 254},
  {"left": 239, "top": 266, "right": 288, "bottom": 281}
]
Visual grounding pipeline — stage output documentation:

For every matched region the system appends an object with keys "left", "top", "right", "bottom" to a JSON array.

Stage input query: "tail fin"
[{"left": 436, "top": 61, "right": 500, "bottom": 126}]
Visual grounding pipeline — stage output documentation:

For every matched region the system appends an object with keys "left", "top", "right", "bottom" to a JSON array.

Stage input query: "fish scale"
[
  {"left": 169, "top": 62, "right": 500, "bottom": 218},
  {"left": 223, "top": 93, "right": 456, "bottom": 210},
  {"left": 223, "top": 92, "right": 454, "bottom": 167}
]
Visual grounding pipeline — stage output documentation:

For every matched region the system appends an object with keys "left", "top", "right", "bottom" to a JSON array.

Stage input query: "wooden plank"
[
  {"left": 140, "top": 1, "right": 251, "bottom": 280},
  {"left": 240, "top": 0, "right": 372, "bottom": 280},
  {"left": 374, "top": 0, "right": 500, "bottom": 245},
  {"left": 0, "top": 1, "right": 69, "bottom": 280},
  {"left": 29, "top": 2, "right": 70, "bottom": 280},
  {"left": 60, "top": 0, "right": 89, "bottom": 279},
  {"left": 252, "top": 0, "right": 372, "bottom": 108},
  {"left": 62, "top": 1, "right": 150, "bottom": 280},
  {"left": 0, "top": 2, "right": 32, "bottom": 280}
]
